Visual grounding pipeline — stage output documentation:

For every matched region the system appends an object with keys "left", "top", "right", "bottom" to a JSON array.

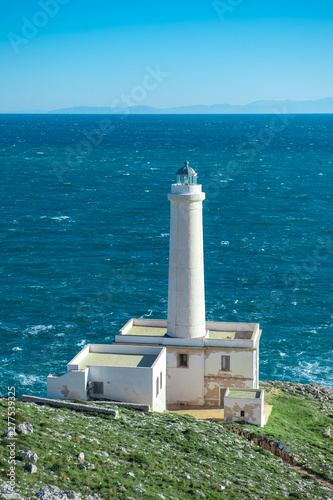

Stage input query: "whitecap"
[
  {"left": 159, "top": 233, "right": 169, "bottom": 238},
  {"left": 17, "top": 374, "right": 45, "bottom": 386},
  {"left": 51, "top": 216, "right": 71, "bottom": 221},
  {"left": 27, "top": 325, "right": 53, "bottom": 335},
  {"left": 12, "top": 347, "right": 22, "bottom": 351},
  {"left": 221, "top": 241, "right": 229, "bottom": 246},
  {"left": 77, "top": 340, "right": 86, "bottom": 347}
]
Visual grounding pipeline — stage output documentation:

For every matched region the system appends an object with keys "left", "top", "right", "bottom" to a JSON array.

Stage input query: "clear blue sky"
[{"left": 0, "top": 0, "right": 332, "bottom": 112}]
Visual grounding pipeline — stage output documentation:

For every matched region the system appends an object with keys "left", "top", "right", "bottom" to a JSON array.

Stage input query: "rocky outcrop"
[
  {"left": 25, "top": 462, "right": 38, "bottom": 473},
  {"left": 260, "top": 380, "right": 333, "bottom": 403},
  {"left": 22, "top": 450, "right": 38, "bottom": 463},
  {"left": 33, "top": 485, "right": 100, "bottom": 499},
  {"left": 16, "top": 422, "right": 34, "bottom": 435}
]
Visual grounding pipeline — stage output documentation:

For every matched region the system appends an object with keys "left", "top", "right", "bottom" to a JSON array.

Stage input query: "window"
[
  {"left": 221, "top": 355, "right": 230, "bottom": 372},
  {"left": 93, "top": 381, "right": 103, "bottom": 394},
  {"left": 240, "top": 410, "right": 245, "bottom": 418},
  {"left": 160, "top": 371, "right": 162, "bottom": 389},
  {"left": 156, "top": 377, "right": 159, "bottom": 397},
  {"left": 178, "top": 353, "right": 188, "bottom": 368}
]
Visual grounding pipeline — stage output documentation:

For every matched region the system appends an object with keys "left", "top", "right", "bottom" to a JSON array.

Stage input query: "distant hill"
[{"left": 47, "top": 98, "right": 333, "bottom": 114}]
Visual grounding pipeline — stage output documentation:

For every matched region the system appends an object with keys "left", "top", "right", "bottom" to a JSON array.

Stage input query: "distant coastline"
[{"left": 3, "top": 97, "right": 333, "bottom": 115}]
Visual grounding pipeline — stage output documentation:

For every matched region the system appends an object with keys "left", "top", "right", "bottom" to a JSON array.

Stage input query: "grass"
[
  {"left": 0, "top": 384, "right": 332, "bottom": 500},
  {"left": 222, "top": 383, "right": 333, "bottom": 482}
]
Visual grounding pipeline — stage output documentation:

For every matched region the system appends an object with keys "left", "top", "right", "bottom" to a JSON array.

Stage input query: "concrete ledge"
[
  {"left": 19, "top": 395, "right": 150, "bottom": 413},
  {"left": 19, "top": 395, "right": 121, "bottom": 416},
  {"left": 89, "top": 400, "right": 150, "bottom": 412}
]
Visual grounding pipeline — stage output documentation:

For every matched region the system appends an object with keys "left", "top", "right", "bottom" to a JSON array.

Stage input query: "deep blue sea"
[{"left": 0, "top": 114, "right": 332, "bottom": 397}]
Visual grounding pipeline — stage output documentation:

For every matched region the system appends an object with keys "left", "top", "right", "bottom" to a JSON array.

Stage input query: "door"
[{"left": 220, "top": 388, "right": 226, "bottom": 408}]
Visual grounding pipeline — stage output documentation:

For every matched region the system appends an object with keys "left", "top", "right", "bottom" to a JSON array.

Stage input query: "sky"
[{"left": 0, "top": 0, "right": 333, "bottom": 112}]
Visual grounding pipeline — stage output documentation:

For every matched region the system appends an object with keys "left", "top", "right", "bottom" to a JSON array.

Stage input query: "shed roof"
[{"left": 78, "top": 352, "right": 156, "bottom": 370}]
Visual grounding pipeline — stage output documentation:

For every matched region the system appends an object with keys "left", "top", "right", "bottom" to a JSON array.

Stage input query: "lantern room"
[{"left": 176, "top": 161, "right": 197, "bottom": 185}]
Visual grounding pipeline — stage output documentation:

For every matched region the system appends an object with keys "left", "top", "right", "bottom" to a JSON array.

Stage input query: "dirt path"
[{"left": 287, "top": 463, "right": 333, "bottom": 491}]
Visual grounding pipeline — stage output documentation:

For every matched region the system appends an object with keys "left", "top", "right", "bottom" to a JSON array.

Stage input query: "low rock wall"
[{"left": 19, "top": 395, "right": 150, "bottom": 415}]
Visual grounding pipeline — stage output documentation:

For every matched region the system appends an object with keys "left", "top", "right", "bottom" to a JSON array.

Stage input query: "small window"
[
  {"left": 93, "top": 381, "right": 103, "bottom": 394},
  {"left": 160, "top": 371, "right": 162, "bottom": 389},
  {"left": 221, "top": 355, "right": 230, "bottom": 372},
  {"left": 240, "top": 410, "right": 245, "bottom": 418},
  {"left": 156, "top": 377, "right": 159, "bottom": 397},
  {"left": 178, "top": 353, "right": 188, "bottom": 368}
]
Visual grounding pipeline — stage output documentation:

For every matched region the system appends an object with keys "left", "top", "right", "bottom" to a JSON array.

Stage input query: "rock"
[
  {"left": 77, "top": 452, "right": 85, "bottom": 463},
  {"left": 195, "top": 490, "right": 205, "bottom": 497},
  {"left": 34, "top": 485, "right": 82, "bottom": 499},
  {"left": 115, "top": 482, "right": 126, "bottom": 492},
  {"left": 22, "top": 450, "right": 38, "bottom": 463},
  {"left": 156, "top": 494, "right": 165, "bottom": 499},
  {"left": 25, "top": 462, "right": 38, "bottom": 473},
  {"left": 0, "top": 479, "right": 24, "bottom": 499},
  {"left": 132, "top": 483, "right": 145, "bottom": 493},
  {"left": 127, "top": 471, "right": 135, "bottom": 477},
  {"left": 323, "top": 426, "right": 331, "bottom": 438},
  {"left": 80, "top": 462, "right": 94, "bottom": 470},
  {"left": 16, "top": 422, "right": 34, "bottom": 435},
  {"left": 2, "top": 428, "right": 17, "bottom": 438}
]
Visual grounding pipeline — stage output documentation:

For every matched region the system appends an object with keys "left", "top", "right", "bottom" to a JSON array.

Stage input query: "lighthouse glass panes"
[{"left": 176, "top": 173, "right": 197, "bottom": 185}]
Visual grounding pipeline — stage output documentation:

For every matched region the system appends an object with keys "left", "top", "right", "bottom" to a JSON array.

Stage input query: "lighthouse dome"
[{"left": 176, "top": 161, "right": 197, "bottom": 185}]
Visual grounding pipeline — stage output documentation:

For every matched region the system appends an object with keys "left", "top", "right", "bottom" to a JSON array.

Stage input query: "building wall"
[
  {"left": 204, "top": 377, "right": 254, "bottom": 406},
  {"left": 88, "top": 349, "right": 166, "bottom": 412},
  {"left": 152, "top": 349, "right": 167, "bottom": 412},
  {"left": 89, "top": 365, "right": 152, "bottom": 406},
  {"left": 204, "top": 348, "right": 255, "bottom": 379},
  {"left": 203, "top": 347, "right": 256, "bottom": 406},
  {"left": 47, "top": 369, "right": 88, "bottom": 400},
  {"left": 166, "top": 347, "right": 204, "bottom": 405}
]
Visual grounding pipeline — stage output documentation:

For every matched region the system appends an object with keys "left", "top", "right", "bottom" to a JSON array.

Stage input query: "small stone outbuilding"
[{"left": 224, "top": 388, "right": 265, "bottom": 427}]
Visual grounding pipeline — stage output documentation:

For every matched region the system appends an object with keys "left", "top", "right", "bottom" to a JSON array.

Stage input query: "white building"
[{"left": 48, "top": 162, "right": 264, "bottom": 424}]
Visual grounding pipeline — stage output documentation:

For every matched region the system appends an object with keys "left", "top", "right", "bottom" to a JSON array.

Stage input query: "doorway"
[{"left": 220, "top": 388, "right": 226, "bottom": 408}]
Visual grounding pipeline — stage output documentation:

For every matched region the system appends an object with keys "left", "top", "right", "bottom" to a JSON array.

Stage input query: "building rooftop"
[
  {"left": 124, "top": 325, "right": 169, "bottom": 337},
  {"left": 78, "top": 352, "right": 156, "bottom": 370},
  {"left": 227, "top": 390, "right": 262, "bottom": 399},
  {"left": 208, "top": 330, "right": 253, "bottom": 340}
]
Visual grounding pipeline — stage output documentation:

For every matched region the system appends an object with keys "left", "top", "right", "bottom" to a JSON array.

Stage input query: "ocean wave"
[
  {"left": 51, "top": 216, "right": 72, "bottom": 221},
  {"left": 26, "top": 325, "right": 53, "bottom": 335},
  {"left": 17, "top": 373, "right": 45, "bottom": 387}
]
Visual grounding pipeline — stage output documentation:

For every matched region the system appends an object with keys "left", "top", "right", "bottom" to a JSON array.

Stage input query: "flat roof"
[
  {"left": 125, "top": 326, "right": 168, "bottom": 337},
  {"left": 227, "top": 390, "right": 261, "bottom": 399},
  {"left": 209, "top": 331, "right": 236, "bottom": 340},
  {"left": 78, "top": 352, "right": 156, "bottom": 370},
  {"left": 209, "top": 330, "right": 253, "bottom": 340}
]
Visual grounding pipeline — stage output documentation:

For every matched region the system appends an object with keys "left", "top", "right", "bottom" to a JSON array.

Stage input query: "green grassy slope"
[{"left": 0, "top": 383, "right": 333, "bottom": 500}]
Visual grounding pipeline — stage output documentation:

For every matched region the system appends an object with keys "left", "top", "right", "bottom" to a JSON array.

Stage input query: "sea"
[{"left": 0, "top": 113, "right": 332, "bottom": 397}]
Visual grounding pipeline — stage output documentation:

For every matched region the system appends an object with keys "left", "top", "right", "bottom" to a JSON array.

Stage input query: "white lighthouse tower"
[{"left": 167, "top": 161, "right": 206, "bottom": 339}]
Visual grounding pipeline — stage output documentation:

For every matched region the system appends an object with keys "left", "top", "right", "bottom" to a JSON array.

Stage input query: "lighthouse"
[
  {"left": 167, "top": 161, "right": 206, "bottom": 339},
  {"left": 49, "top": 160, "right": 263, "bottom": 423}
]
